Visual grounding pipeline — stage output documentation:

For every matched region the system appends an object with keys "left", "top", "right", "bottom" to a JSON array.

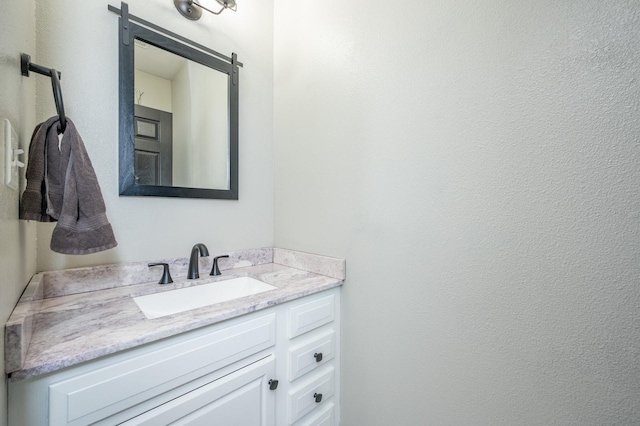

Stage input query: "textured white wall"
[
  {"left": 274, "top": 1, "right": 640, "bottom": 424},
  {"left": 34, "top": 0, "right": 274, "bottom": 271},
  {"left": 0, "top": 2, "right": 37, "bottom": 424}
]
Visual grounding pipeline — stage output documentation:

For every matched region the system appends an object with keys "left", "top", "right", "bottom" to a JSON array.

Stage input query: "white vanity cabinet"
[
  {"left": 8, "top": 287, "right": 340, "bottom": 426},
  {"left": 280, "top": 292, "right": 339, "bottom": 426}
]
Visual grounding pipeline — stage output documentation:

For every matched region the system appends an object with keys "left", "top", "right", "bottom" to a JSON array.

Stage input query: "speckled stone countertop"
[{"left": 5, "top": 248, "right": 345, "bottom": 381}]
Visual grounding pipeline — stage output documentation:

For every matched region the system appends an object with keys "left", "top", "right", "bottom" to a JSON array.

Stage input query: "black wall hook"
[{"left": 21, "top": 53, "right": 67, "bottom": 133}]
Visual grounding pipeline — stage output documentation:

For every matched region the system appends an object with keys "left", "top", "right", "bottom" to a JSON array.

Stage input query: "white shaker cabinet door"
[{"left": 121, "top": 355, "right": 276, "bottom": 426}]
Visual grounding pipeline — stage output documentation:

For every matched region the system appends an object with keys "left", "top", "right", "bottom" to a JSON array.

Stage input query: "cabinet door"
[
  {"left": 49, "top": 313, "right": 276, "bottom": 426},
  {"left": 121, "top": 355, "right": 276, "bottom": 426}
]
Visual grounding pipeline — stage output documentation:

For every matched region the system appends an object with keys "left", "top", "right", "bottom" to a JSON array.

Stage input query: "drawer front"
[
  {"left": 295, "top": 402, "right": 335, "bottom": 426},
  {"left": 288, "top": 294, "right": 335, "bottom": 339},
  {"left": 288, "top": 366, "right": 335, "bottom": 425},
  {"left": 49, "top": 313, "right": 276, "bottom": 426},
  {"left": 289, "top": 330, "right": 335, "bottom": 381}
]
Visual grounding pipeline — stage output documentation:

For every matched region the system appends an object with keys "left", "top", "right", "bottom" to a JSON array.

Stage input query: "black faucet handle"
[
  {"left": 148, "top": 263, "right": 173, "bottom": 284},
  {"left": 210, "top": 255, "right": 230, "bottom": 276}
]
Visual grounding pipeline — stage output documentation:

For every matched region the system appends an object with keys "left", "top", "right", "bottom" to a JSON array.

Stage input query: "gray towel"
[
  {"left": 20, "top": 117, "right": 57, "bottom": 222},
  {"left": 20, "top": 117, "right": 117, "bottom": 255}
]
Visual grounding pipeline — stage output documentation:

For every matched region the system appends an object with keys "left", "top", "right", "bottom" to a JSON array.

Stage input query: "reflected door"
[{"left": 134, "top": 105, "right": 173, "bottom": 186}]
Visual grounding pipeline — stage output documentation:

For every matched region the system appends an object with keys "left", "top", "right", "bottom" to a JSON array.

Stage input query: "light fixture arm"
[
  {"left": 189, "top": 0, "right": 236, "bottom": 15},
  {"left": 173, "top": 0, "right": 237, "bottom": 20}
]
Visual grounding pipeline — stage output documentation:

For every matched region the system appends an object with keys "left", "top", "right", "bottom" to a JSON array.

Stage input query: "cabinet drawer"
[
  {"left": 49, "top": 313, "right": 276, "bottom": 426},
  {"left": 295, "top": 402, "right": 335, "bottom": 426},
  {"left": 288, "top": 366, "right": 335, "bottom": 425},
  {"left": 288, "top": 294, "right": 335, "bottom": 339},
  {"left": 289, "top": 330, "right": 335, "bottom": 381}
]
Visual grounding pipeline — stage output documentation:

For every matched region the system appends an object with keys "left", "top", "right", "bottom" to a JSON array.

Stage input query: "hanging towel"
[
  {"left": 20, "top": 117, "right": 57, "bottom": 222},
  {"left": 20, "top": 117, "right": 117, "bottom": 255}
]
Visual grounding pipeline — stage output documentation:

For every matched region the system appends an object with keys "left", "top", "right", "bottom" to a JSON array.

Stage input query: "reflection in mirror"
[
  {"left": 134, "top": 41, "right": 229, "bottom": 190},
  {"left": 117, "top": 16, "right": 239, "bottom": 200}
]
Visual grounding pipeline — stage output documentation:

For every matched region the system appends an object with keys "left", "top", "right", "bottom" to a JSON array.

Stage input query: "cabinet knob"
[
  {"left": 268, "top": 379, "right": 279, "bottom": 390},
  {"left": 314, "top": 392, "right": 323, "bottom": 403},
  {"left": 314, "top": 352, "right": 323, "bottom": 362}
]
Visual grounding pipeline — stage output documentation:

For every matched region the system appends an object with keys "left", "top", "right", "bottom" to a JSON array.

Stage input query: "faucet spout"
[{"left": 187, "top": 243, "right": 209, "bottom": 279}]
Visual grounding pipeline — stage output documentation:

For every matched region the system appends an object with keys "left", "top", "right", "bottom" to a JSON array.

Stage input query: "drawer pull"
[
  {"left": 268, "top": 379, "right": 279, "bottom": 390},
  {"left": 314, "top": 392, "right": 323, "bottom": 403},
  {"left": 314, "top": 352, "right": 323, "bottom": 362}
]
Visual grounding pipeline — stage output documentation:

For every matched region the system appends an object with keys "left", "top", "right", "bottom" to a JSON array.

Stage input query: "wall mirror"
[{"left": 116, "top": 6, "right": 240, "bottom": 199}]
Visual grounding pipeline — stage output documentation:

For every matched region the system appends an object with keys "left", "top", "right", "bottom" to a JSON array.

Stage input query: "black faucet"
[{"left": 187, "top": 243, "right": 209, "bottom": 279}]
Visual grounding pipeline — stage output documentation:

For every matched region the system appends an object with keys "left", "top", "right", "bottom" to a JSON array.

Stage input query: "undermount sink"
[{"left": 133, "top": 277, "right": 277, "bottom": 319}]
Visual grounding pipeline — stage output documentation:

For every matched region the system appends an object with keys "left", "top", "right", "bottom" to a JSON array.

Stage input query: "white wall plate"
[{"left": 4, "top": 118, "right": 23, "bottom": 190}]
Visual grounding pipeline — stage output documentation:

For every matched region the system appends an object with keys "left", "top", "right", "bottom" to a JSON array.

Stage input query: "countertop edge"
[{"left": 4, "top": 274, "right": 43, "bottom": 374}]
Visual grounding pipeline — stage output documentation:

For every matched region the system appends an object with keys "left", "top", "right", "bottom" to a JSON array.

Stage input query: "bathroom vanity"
[{"left": 5, "top": 248, "right": 343, "bottom": 425}]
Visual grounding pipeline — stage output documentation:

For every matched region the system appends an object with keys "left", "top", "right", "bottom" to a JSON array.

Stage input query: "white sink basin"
[{"left": 133, "top": 277, "right": 276, "bottom": 319}]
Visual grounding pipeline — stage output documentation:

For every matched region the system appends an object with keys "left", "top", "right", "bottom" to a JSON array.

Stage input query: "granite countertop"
[{"left": 5, "top": 248, "right": 345, "bottom": 381}]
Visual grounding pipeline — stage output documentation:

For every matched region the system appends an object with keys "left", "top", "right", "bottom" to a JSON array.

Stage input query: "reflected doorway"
[{"left": 134, "top": 105, "right": 173, "bottom": 186}]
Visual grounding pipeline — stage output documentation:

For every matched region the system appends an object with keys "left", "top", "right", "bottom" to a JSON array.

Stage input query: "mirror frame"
[{"left": 119, "top": 21, "right": 239, "bottom": 199}]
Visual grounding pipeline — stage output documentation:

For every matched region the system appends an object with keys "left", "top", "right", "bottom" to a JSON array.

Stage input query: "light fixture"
[{"left": 174, "top": 0, "right": 237, "bottom": 20}]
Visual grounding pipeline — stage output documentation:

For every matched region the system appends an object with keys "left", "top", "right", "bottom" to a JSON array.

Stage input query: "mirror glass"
[
  {"left": 119, "top": 21, "right": 239, "bottom": 199},
  {"left": 134, "top": 41, "right": 229, "bottom": 190}
]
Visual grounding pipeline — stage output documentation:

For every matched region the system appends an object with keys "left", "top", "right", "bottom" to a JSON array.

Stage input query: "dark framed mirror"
[{"left": 118, "top": 16, "right": 239, "bottom": 199}]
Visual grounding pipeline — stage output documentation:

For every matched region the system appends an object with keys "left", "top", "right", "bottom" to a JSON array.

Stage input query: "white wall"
[
  {"left": 0, "top": 1, "right": 37, "bottom": 424},
  {"left": 189, "top": 63, "right": 229, "bottom": 189},
  {"left": 34, "top": 0, "right": 274, "bottom": 271},
  {"left": 274, "top": 1, "right": 640, "bottom": 424},
  {"left": 172, "top": 61, "right": 192, "bottom": 187},
  {"left": 134, "top": 69, "right": 172, "bottom": 112}
]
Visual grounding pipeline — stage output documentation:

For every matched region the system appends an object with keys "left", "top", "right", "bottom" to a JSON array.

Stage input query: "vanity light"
[{"left": 173, "top": 0, "right": 237, "bottom": 20}]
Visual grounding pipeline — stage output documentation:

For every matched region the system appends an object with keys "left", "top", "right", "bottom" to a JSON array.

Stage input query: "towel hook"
[
  {"left": 50, "top": 69, "right": 66, "bottom": 133},
  {"left": 20, "top": 53, "right": 67, "bottom": 134}
]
